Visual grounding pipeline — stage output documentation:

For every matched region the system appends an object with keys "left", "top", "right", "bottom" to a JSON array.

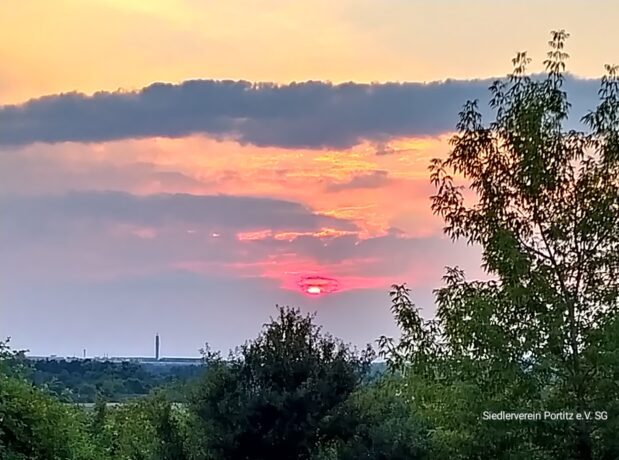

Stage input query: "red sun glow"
[{"left": 298, "top": 276, "right": 339, "bottom": 296}]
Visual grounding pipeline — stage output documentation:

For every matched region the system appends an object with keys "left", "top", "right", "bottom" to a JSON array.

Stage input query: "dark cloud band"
[
  {"left": 1, "top": 191, "right": 357, "bottom": 234},
  {"left": 0, "top": 77, "right": 601, "bottom": 149}
]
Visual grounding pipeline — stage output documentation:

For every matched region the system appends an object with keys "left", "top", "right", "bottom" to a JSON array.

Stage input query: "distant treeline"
[
  {"left": 27, "top": 359, "right": 207, "bottom": 402},
  {"left": 26, "top": 357, "right": 387, "bottom": 403}
]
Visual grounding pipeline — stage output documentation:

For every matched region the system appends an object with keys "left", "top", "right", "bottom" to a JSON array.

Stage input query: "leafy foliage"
[
  {"left": 381, "top": 31, "right": 619, "bottom": 460},
  {"left": 1, "top": 348, "right": 100, "bottom": 460},
  {"left": 189, "top": 306, "right": 375, "bottom": 460},
  {"left": 28, "top": 359, "right": 205, "bottom": 403},
  {"left": 313, "top": 376, "right": 430, "bottom": 460},
  {"left": 87, "top": 392, "right": 191, "bottom": 460}
]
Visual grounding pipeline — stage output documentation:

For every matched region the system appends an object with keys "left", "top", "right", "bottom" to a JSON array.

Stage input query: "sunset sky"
[{"left": 1, "top": 0, "right": 617, "bottom": 357}]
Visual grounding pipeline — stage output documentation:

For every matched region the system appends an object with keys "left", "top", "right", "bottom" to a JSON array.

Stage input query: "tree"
[
  {"left": 1, "top": 341, "right": 99, "bottom": 460},
  {"left": 143, "top": 391, "right": 191, "bottom": 460},
  {"left": 0, "top": 339, "right": 28, "bottom": 378},
  {"left": 189, "top": 305, "right": 374, "bottom": 460},
  {"left": 90, "top": 395, "right": 108, "bottom": 438},
  {"left": 312, "top": 375, "right": 430, "bottom": 460},
  {"left": 98, "top": 401, "right": 157, "bottom": 460},
  {"left": 382, "top": 31, "right": 618, "bottom": 460}
]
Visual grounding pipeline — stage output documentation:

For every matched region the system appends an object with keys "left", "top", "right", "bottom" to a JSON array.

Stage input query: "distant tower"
[{"left": 155, "top": 333, "right": 160, "bottom": 360}]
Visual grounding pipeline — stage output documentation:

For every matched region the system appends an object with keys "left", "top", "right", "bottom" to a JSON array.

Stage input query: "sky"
[{"left": 1, "top": 0, "right": 617, "bottom": 358}]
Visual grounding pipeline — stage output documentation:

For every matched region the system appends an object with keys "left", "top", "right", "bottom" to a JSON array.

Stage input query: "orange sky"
[
  {"left": 1, "top": 134, "right": 448, "bottom": 236},
  {"left": 2, "top": 0, "right": 618, "bottom": 104}
]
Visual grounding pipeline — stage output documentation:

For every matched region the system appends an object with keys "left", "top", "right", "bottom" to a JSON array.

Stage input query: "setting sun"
[{"left": 297, "top": 276, "right": 340, "bottom": 296}]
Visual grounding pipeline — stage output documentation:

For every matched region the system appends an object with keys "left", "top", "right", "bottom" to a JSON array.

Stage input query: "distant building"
[
  {"left": 25, "top": 333, "right": 203, "bottom": 365},
  {"left": 26, "top": 355, "right": 203, "bottom": 366},
  {"left": 155, "top": 333, "right": 160, "bottom": 360}
]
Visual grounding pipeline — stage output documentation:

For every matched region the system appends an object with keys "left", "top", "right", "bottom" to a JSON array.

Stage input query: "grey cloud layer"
[
  {"left": 1, "top": 191, "right": 481, "bottom": 283},
  {"left": 1, "top": 191, "right": 356, "bottom": 234},
  {"left": 0, "top": 77, "right": 601, "bottom": 149}
]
